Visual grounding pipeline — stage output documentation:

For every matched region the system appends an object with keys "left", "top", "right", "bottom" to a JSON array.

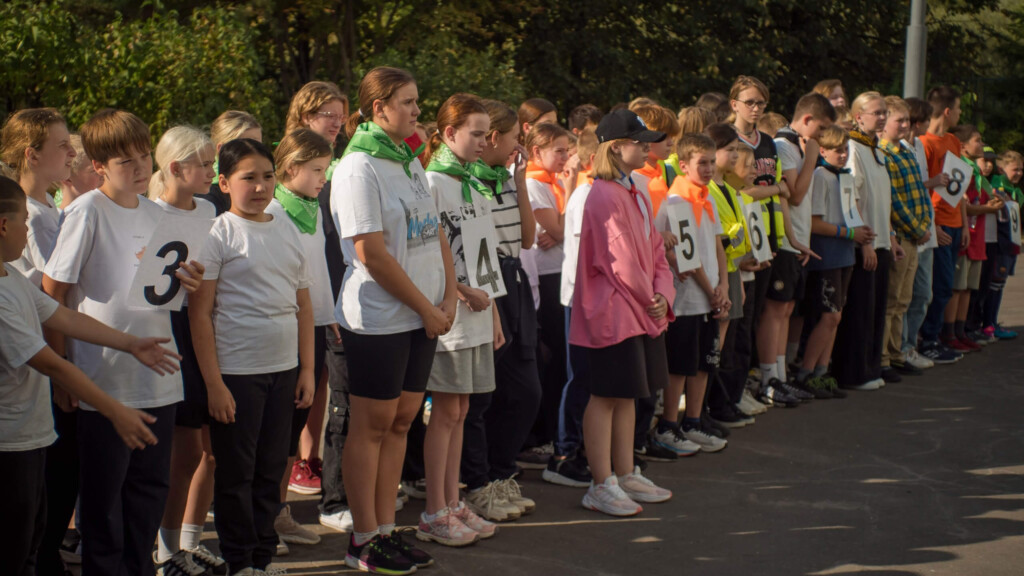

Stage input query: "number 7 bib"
[{"left": 461, "top": 215, "right": 507, "bottom": 299}]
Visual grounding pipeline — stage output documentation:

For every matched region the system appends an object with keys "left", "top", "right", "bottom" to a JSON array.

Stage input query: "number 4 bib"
[{"left": 461, "top": 215, "right": 507, "bottom": 299}]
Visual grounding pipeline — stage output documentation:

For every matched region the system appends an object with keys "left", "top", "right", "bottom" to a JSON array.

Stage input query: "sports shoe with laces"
[
  {"left": 919, "top": 342, "right": 961, "bottom": 364},
  {"left": 274, "top": 505, "right": 320, "bottom": 545},
  {"left": 496, "top": 478, "right": 535, "bottom": 514},
  {"left": 287, "top": 459, "right": 321, "bottom": 495},
  {"left": 994, "top": 324, "right": 1018, "bottom": 339},
  {"left": 452, "top": 501, "right": 497, "bottom": 538},
  {"left": 700, "top": 411, "right": 730, "bottom": 438},
  {"left": 681, "top": 423, "right": 727, "bottom": 453},
  {"left": 515, "top": 442, "right": 553, "bottom": 470},
  {"left": 582, "top": 476, "right": 642, "bottom": 517},
  {"left": 400, "top": 479, "right": 427, "bottom": 500},
  {"left": 257, "top": 566, "right": 288, "bottom": 576},
  {"left": 188, "top": 545, "right": 227, "bottom": 575},
  {"left": 708, "top": 406, "right": 749, "bottom": 429},
  {"left": 381, "top": 529, "right": 434, "bottom": 568},
  {"left": 155, "top": 550, "right": 206, "bottom": 576},
  {"left": 891, "top": 358, "right": 923, "bottom": 375},
  {"left": 739, "top": 388, "right": 769, "bottom": 414},
  {"left": 818, "top": 374, "right": 846, "bottom": 398},
  {"left": 957, "top": 335, "right": 982, "bottom": 351},
  {"left": 543, "top": 453, "right": 592, "bottom": 487},
  {"left": 634, "top": 437, "right": 678, "bottom": 462},
  {"left": 801, "top": 376, "right": 834, "bottom": 399},
  {"left": 904, "top": 348, "right": 934, "bottom": 369},
  {"left": 465, "top": 481, "right": 520, "bottom": 522},
  {"left": 345, "top": 534, "right": 416, "bottom": 575},
  {"left": 758, "top": 380, "right": 800, "bottom": 408},
  {"left": 416, "top": 508, "right": 479, "bottom": 547},
  {"left": 319, "top": 508, "right": 354, "bottom": 533},
  {"left": 617, "top": 466, "right": 672, "bottom": 503},
  {"left": 942, "top": 335, "right": 974, "bottom": 353},
  {"left": 652, "top": 425, "right": 701, "bottom": 456},
  {"left": 968, "top": 329, "right": 995, "bottom": 345},
  {"left": 779, "top": 379, "right": 813, "bottom": 401}
]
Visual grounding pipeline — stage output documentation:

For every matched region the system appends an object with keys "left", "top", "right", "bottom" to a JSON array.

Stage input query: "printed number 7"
[
  {"left": 144, "top": 241, "right": 188, "bottom": 306},
  {"left": 475, "top": 238, "right": 500, "bottom": 294},
  {"left": 677, "top": 219, "right": 695, "bottom": 259}
]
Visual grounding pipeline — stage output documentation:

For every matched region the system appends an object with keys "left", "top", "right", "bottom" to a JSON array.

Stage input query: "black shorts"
[
  {"left": 586, "top": 334, "right": 668, "bottom": 399},
  {"left": 340, "top": 326, "right": 437, "bottom": 401},
  {"left": 766, "top": 250, "right": 807, "bottom": 302},
  {"left": 171, "top": 307, "right": 208, "bottom": 429},
  {"left": 665, "top": 314, "right": 721, "bottom": 376},
  {"left": 806, "top": 267, "right": 853, "bottom": 316}
]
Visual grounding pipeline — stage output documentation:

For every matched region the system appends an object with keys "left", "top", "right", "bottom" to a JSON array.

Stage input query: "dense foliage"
[{"left": 2, "top": 0, "right": 1021, "bottom": 150}]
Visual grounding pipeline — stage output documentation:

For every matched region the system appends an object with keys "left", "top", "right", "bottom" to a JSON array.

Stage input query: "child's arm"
[
  {"left": 438, "top": 227, "right": 459, "bottom": 326},
  {"left": 960, "top": 199, "right": 970, "bottom": 249},
  {"left": 41, "top": 276, "right": 76, "bottom": 411},
  {"left": 41, "top": 306, "right": 182, "bottom": 375},
  {"left": 188, "top": 279, "right": 234, "bottom": 424},
  {"left": 512, "top": 145, "right": 536, "bottom": 249},
  {"left": 534, "top": 208, "right": 565, "bottom": 243},
  {"left": 742, "top": 183, "right": 783, "bottom": 201},
  {"left": 784, "top": 140, "right": 819, "bottom": 207},
  {"left": 492, "top": 305, "right": 505, "bottom": 350},
  {"left": 27, "top": 346, "right": 158, "bottom": 449},
  {"left": 780, "top": 197, "right": 820, "bottom": 265},
  {"left": 294, "top": 287, "right": 315, "bottom": 410},
  {"left": 713, "top": 236, "right": 730, "bottom": 314}
]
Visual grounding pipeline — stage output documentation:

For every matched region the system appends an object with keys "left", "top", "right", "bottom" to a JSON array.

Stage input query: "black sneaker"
[
  {"left": 819, "top": 375, "right": 846, "bottom": 399},
  {"left": 634, "top": 438, "right": 678, "bottom": 462},
  {"left": 919, "top": 342, "right": 960, "bottom": 364},
  {"left": 891, "top": 359, "right": 923, "bottom": 376},
  {"left": 700, "top": 411, "right": 730, "bottom": 438},
  {"left": 709, "top": 405, "right": 750, "bottom": 429},
  {"left": 188, "top": 545, "right": 228, "bottom": 575},
  {"left": 542, "top": 453, "right": 592, "bottom": 488},
  {"left": 779, "top": 379, "right": 813, "bottom": 401},
  {"left": 758, "top": 380, "right": 800, "bottom": 407},
  {"left": 880, "top": 367, "right": 902, "bottom": 383},
  {"left": 792, "top": 376, "right": 831, "bottom": 399},
  {"left": 380, "top": 529, "right": 433, "bottom": 568},
  {"left": 345, "top": 534, "right": 416, "bottom": 575}
]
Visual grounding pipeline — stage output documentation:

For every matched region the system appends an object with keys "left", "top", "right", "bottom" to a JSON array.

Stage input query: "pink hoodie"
[{"left": 569, "top": 177, "right": 676, "bottom": 348}]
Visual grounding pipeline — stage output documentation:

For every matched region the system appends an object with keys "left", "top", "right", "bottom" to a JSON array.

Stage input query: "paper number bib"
[
  {"left": 666, "top": 201, "right": 701, "bottom": 273},
  {"left": 741, "top": 199, "right": 773, "bottom": 262},
  {"left": 127, "top": 214, "right": 213, "bottom": 310},
  {"left": 461, "top": 215, "right": 507, "bottom": 299}
]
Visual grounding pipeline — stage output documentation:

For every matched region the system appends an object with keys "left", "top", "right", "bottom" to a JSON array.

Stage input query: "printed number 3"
[
  {"left": 677, "top": 219, "right": 695, "bottom": 259},
  {"left": 475, "top": 238, "right": 499, "bottom": 293},
  {"left": 144, "top": 241, "right": 188, "bottom": 306}
]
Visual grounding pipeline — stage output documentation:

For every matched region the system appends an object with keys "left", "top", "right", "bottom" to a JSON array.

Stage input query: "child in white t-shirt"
[
  {"left": 42, "top": 110, "right": 204, "bottom": 576},
  {"left": 55, "top": 134, "right": 103, "bottom": 211},
  {"left": 190, "top": 138, "right": 315, "bottom": 575},
  {"left": 420, "top": 95, "right": 505, "bottom": 545},
  {"left": 147, "top": 126, "right": 226, "bottom": 574}
]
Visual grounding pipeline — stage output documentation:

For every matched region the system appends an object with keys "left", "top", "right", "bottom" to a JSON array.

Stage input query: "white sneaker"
[
  {"left": 274, "top": 505, "right": 321, "bottom": 545},
  {"left": 682, "top": 426, "right": 728, "bottom": 453},
  {"left": 582, "top": 476, "right": 642, "bottom": 516},
  {"left": 465, "top": 481, "right": 521, "bottom": 522},
  {"left": 617, "top": 467, "right": 672, "bottom": 503},
  {"left": 846, "top": 379, "right": 882, "bottom": 391},
  {"left": 873, "top": 377, "right": 886, "bottom": 389},
  {"left": 739, "top": 388, "right": 769, "bottom": 415},
  {"left": 651, "top": 427, "right": 700, "bottom": 456},
  {"left": 258, "top": 565, "right": 288, "bottom": 576},
  {"left": 274, "top": 539, "right": 288, "bottom": 556},
  {"left": 495, "top": 478, "right": 535, "bottom": 514},
  {"left": 155, "top": 550, "right": 206, "bottom": 576},
  {"left": 319, "top": 509, "right": 353, "bottom": 533},
  {"left": 395, "top": 496, "right": 404, "bottom": 512},
  {"left": 905, "top": 348, "right": 934, "bottom": 369}
]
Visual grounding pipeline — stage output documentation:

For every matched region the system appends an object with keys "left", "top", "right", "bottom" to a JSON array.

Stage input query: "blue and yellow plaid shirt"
[{"left": 879, "top": 139, "right": 932, "bottom": 241}]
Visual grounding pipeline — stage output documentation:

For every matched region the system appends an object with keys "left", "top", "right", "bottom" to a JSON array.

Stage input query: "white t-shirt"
[
  {"left": 656, "top": 195, "right": 722, "bottom": 316},
  {"left": 266, "top": 199, "right": 335, "bottom": 326},
  {"left": 11, "top": 194, "right": 60, "bottom": 287},
  {"left": 332, "top": 153, "right": 446, "bottom": 334},
  {"left": 523, "top": 178, "right": 564, "bottom": 276},
  {"left": 632, "top": 171, "right": 653, "bottom": 204},
  {"left": 485, "top": 176, "right": 525, "bottom": 259},
  {"left": 200, "top": 211, "right": 310, "bottom": 375},
  {"left": 427, "top": 172, "right": 494, "bottom": 351},
  {"left": 0, "top": 264, "right": 59, "bottom": 451},
  {"left": 847, "top": 140, "right": 893, "bottom": 250},
  {"left": 775, "top": 137, "right": 813, "bottom": 252},
  {"left": 153, "top": 196, "right": 217, "bottom": 307},
  {"left": 43, "top": 191, "right": 182, "bottom": 410},
  {"left": 560, "top": 182, "right": 593, "bottom": 307}
]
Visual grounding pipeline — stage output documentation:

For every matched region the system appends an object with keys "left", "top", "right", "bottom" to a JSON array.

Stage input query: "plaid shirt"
[{"left": 879, "top": 139, "right": 931, "bottom": 241}]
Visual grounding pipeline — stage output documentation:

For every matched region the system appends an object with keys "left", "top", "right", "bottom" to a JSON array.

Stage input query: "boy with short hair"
[
  {"left": 0, "top": 176, "right": 181, "bottom": 576},
  {"left": 878, "top": 96, "right": 932, "bottom": 382},
  {"left": 568, "top": 104, "right": 603, "bottom": 136},
  {"left": 652, "top": 134, "right": 729, "bottom": 454},
  {"left": 759, "top": 93, "right": 833, "bottom": 402},
  {"left": 918, "top": 86, "right": 970, "bottom": 363},
  {"left": 42, "top": 109, "right": 202, "bottom": 576}
]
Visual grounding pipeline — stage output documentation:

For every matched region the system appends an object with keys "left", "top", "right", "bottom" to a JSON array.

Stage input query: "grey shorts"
[
  {"left": 427, "top": 343, "right": 496, "bottom": 394},
  {"left": 953, "top": 254, "right": 983, "bottom": 291}
]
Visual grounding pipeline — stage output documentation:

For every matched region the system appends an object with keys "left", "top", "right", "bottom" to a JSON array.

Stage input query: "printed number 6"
[
  {"left": 144, "top": 241, "right": 188, "bottom": 306},
  {"left": 677, "top": 219, "right": 695, "bottom": 259},
  {"left": 750, "top": 211, "right": 764, "bottom": 250},
  {"left": 948, "top": 168, "right": 965, "bottom": 196}
]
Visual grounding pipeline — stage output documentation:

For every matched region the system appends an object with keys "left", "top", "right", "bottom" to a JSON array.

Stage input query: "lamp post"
[{"left": 904, "top": 0, "right": 927, "bottom": 98}]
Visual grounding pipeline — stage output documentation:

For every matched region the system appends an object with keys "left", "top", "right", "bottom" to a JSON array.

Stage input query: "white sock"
[
  {"left": 378, "top": 523, "right": 396, "bottom": 536},
  {"left": 759, "top": 363, "right": 777, "bottom": 386},
  {"left": 157, "top": 528, "right": 180, "bottom": 563},
  {"left": 180, "top": 523, "right": 203, "bottom": 551},
  {"left": 786, "top": 342, "right": 799, "bottom": 364},
  {"left": 776, "top": 355, "right": 787, "bottom": 382},
  {"left": 354, "top": 530, "right": 377, "bottom": 546}
]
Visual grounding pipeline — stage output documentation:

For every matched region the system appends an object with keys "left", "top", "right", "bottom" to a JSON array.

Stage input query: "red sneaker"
[
  {"left": 309, "top": 457, "right": 323, "bottom": 479},
  {"left": 942, "top": 336, "right": 973, "bottom": 353},
  {"left": 958, "top": 336, "right": 982, "bottom": 351},
  {"left": 288, "top": 459, "right": 321, "bottom": 495}
]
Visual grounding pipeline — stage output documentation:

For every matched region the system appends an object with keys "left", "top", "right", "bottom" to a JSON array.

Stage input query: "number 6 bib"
[{"left": 460, "top": 215, "right": 507, "bottom": 299}]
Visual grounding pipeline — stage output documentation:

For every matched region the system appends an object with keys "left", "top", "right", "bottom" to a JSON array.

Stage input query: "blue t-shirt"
[{"left": 809, "top": 166, "right": 856, "bottom": 271}]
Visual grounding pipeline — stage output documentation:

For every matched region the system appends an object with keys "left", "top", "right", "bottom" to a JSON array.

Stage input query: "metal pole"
[{"left": 904, "top": 0, "right": 927, "bottom": 98}]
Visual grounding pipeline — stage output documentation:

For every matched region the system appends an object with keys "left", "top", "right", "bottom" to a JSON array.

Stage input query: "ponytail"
[{"left": 421, "top": 93, "right": 488, "bottom": 166}]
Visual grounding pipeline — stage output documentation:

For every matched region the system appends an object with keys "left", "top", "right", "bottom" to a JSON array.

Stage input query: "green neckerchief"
[
  {"left": 274, "top": 183, "right": 319, "bottom": 234},
  {"left": 342, "top": 122, "right": 424, "bottom": 179},
  {"left": 53, "top": 189, "right": 63, "bottom": 208},
  {"left": 992, "top": 174, "right": 1024, "bottom": 205},
  {"left": 963, "top": 156, "right": 994, "bottom": 196},
  {"left": 426, "top": 143, "right": 494, "bottom": 203},
  {"left": 467, "top": 160, "right": 510, "bottom": 197},
  {"left": 325, "top": 157, "right": 341, "bottom": 182}
]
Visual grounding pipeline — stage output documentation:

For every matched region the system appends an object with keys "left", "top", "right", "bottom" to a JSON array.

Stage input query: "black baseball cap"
[
  {"left": 595, "top": 109, "right": 667, "bottom": 144},
  {"left": 983, "top": 146, "right": 997, "bottom": 160}
]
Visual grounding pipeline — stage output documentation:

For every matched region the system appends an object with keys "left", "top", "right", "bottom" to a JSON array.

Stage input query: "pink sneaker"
[
  {"left": 288, "top": 459, "right": 321, "bottom": 495},
  {"left": 415, "top": 508, "right": 479, "bottom": 547},
  {"left": 452, "top": 501, "right": 497, "bottom": 539}
]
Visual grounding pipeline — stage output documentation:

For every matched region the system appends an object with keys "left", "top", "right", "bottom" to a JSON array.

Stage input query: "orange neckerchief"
[
  {"left": 576, "top": 167, "right": 594, "bottom": 190},
  {"left": 636, "top": 162, "right": 669, "bottom": 217},
  {"left": 527, "top": 160, "right": 566, "bottom": 213},
  {"left": 667, "top": 175, "right": 716, "bottom": 226}
]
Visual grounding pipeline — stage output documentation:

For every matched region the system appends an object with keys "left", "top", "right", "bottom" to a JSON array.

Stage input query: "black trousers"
[
  {"left": 210, "top": 369, "right": 297, "bottom": 572},
  {"left": 0, "top": 446, "right": 47, "bottom": 576},
  {"left": 37, "top": 406, "right": 79, "bottom": 576},
  {"left": 78, "top": 404, "right": 175, "bottom": 576},
  {"left": 319, "top": 333, "right": 350, "bottom": 516},
  {"left": 832, "top": 249, "right": 890, "bottom": 386},
  {"left": 717, "top": 280, "right": 756, "bottom": 402},
  {"left": 532, "top": 272, "right": 566, "bottom": 446},
  {"left": 289, "top": 328, "right": 327, "bottom": 456}
]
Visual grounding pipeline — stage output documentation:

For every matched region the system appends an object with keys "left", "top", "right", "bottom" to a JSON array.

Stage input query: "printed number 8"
[
  {"left": 948, "top": 168, "right": 965, "bottom": 196},
  {"left": 144, "top": 241, "right": 188, "bottom": 306}
]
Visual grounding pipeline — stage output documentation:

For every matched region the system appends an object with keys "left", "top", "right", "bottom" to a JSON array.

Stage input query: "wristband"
[
  {"left": 847, "top": 227, "right": 855, "bottom": 240},
  {"left": 835, "top": 226, "right": 842, "bottom": 238}
]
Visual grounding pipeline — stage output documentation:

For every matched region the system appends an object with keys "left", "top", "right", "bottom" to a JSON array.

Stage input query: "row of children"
[{"left": 2, "top": 65, "right": 1022, "bottom": 576}]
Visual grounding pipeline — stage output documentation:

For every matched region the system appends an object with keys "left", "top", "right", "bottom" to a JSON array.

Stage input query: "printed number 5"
[
  {"left": 677, "top": 219, "right": 695, "bottom": 259},
  {"left": 144, "top": 241, "right": 188, "bottom": 306},
  {"left": 475, "top": 238, "right": 500, "bottom": 294}
]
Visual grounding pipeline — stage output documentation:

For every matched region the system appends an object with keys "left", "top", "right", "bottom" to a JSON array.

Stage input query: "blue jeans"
[
  {"left": 556, "top": 307, "right": 590, "bottom": 457},
  {"left": 920, "top": 226, "right": 962, "bottom": 343},
  {"left": 903, "top": 246, "right": 934, "bottom": 352}
]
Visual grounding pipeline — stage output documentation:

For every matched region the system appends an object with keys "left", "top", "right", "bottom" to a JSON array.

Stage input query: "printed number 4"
[
  {"left": 144, "top": 241, "right": 187, "bottom": 306},
  {"left": 677, "top": 219, "right": 695, "bottom": 259},
  {"left": 475, "top": 238, "right": 500, "bottom": 293}
]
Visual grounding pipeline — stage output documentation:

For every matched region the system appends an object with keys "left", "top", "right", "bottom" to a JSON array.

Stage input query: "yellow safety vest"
[{"left": 708, "top": 179, "right": 750, "bottom": 272}]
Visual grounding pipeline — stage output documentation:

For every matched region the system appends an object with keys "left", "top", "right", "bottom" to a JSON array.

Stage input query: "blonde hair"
[
  {"left": 818, "top": 125, "right": 850, "bottom": 150},
  {"left": 69, "top": 134, "right": 90, "bottom": 173},
  {"left": 633, "top": 105, "right": 681, "bottom": 139},
  {"left": 734, "top": 145, "right": 755, "bottom": 173},
  {"left": 210, "top": 110, "right": 261, "bottom": 147},
  {"left": 676, "top": 133, "right": 716, "bottom": 164},
  {"left": 850, "top": 91, "right": 885, "bottom": 122},
  {"left": 525, "top": 122, "right": 570, "bottom": 160},
  {"left": 284, "top": 81, "right": 348, "bottom": 137},
  {"left": 813, "top": 79, "right": 843, "bottom": 100},
  {"left": 0, "top": 108, "right": 67, "bottom": 179},
  {"left": 757, "top": 112, "right": 789, "bottom": 137},
  {"left": 576, "top": 128, "right": 599, "bottom": 166},
  {"left": 628, "top": 97, "right": 659, "bottom": 111},
  {"left": 592, "top": 140, "right": 630, "bottom": 181},
  {"left": 997, "top": 150, "right": 1023, "bottom": 170},
  {"left": 274, "top": 128, "right": 333, "bottom": 182},
  {"left": 148, "top": 125, "right": 213, "bottom": 199},
  {"left": 677, "top": 106, "right": 716, "bottom": 136},
  {"left": 883, "top": 95, "right": 909, "bottom": 117}
]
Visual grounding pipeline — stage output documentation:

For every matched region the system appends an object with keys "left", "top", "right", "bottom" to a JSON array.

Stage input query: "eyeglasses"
[
  {"left": 866, "top": 109, "right": 889, "bottom": 118},
  {"left": 314, "top": 111, "right": 345, "bottom": 123},
  {"left": 736, "top": 99, "right": 768, "bottom": 110}
]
